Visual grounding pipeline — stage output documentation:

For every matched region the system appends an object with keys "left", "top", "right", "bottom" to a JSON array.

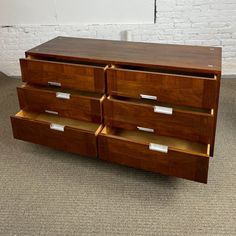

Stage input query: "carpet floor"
[{"left": 0, "top": 72, "right": 236, "bottom": 235}]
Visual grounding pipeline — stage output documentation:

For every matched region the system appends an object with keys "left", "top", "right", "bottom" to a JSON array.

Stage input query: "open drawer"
[
  {"left": 20, "top": 58, "right": 105, "bottom": 93},
  {"left": 11, "top": 110, "right": 103, "bottom": 158},
  {"left": 98, "top": 126, "right": 210, "bottom": 183},
  {"left": 17, "top": 84, "right": 105, "bottom": 123},
  {"left": 107, "top": 66, "right": 218, "bottom": 109},
  {"left": 104, "top": 96, "right": 214, "bottom": 144}
]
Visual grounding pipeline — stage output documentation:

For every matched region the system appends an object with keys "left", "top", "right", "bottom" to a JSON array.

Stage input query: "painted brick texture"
[{"left": 0, "top": 0, "right": 236, "bottom": 75}]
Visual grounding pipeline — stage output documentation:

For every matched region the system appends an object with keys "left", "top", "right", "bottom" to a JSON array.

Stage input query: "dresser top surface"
[{"left": 26, "top": 36, "right": 222, "bottom": 74}]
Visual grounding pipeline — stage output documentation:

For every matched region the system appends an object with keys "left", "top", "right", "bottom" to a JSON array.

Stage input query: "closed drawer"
[
  {"left": 107, "top": 67, "right": 218, "bottom": 109},
  {"left": 98, "top": 127, "right": 210, "bottom": 183},
  {"left": 17, "top": 84, "right": 104, "bottom": 123},
  {"left": 104, "top": 96, "right": 214, "bottom": 144},
  {"left": 11, "top": 110, "right": 103, "bottom": 158},
  {"left": 20, "top": 58, "right": 105, "bottom": 93}
]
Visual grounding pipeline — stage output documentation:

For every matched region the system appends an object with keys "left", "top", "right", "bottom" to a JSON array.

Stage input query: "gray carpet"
[{"left": 0, "top": 72, "right": 236, "bottom": 236}]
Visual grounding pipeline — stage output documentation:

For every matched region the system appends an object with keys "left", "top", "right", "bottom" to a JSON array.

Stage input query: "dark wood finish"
[
  {"left": 17, "top": 84, "right": 104, "bottom": 123},
  {"left": 107, "top": 67, "right": 218, "bottom": 109},
  {"left": 20, "top": 58, "right": 105, "bottom": 93},
  {"left": 11, "top": 37, "right": 222, "bottom": 183},
  {"left": 104, "top": 97, "right": 214, "bottom": 144},
  {"left": 11, "top": 111, "right": 102, "bottom": 158},
  {"left": 98, "top": 127, "right": 209, "bottom": 183},
  {"left": 210, "top": 73, "right": 221, "bottom": 156},
  {"left": 26, "top": 36, "right": 221, "bottom": 74}
]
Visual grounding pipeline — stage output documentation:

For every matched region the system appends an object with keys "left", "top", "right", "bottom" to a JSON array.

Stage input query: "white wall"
[
  {"left": 0, "top": 0, "right": 236, "bottom": 76},
  {"left": 0, "top": 0, "right": 154, "bottom": 24}
]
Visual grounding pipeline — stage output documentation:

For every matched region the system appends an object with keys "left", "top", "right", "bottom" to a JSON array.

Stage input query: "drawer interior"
[
  {"left": 111, "top": 65, "right": 216, "bottom": 79},
  {"left": 21, "top": 84, "right": 104, "bottom": 100},
  {"left": 27, "top": 55, "right": 107, "bottom": 68},
  {"left": 108, "top": 96, "right": 213, "bottom": 115},
  {"left": 101, "top": 126, "right": 210, "bottom": 156},
  {"left": 16, "top": 110, "right": 102, "bottom": 133}
]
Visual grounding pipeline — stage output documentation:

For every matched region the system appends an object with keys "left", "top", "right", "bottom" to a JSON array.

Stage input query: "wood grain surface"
[
  {"left": 107, "top": 67, "right": 218, "bottom": 109},
  {"left": 26, "top": 36, "right": 222, "bottom": 74},
  {"left": 20, "top": 58, "right": 105, "bottom": 93},
  {"left": 104, "top": 97, "right": 214, "bottom": 144},
  {"left": 17, "top": 84, "right": 103, "bottom": 123},
  {"left": 98, "top": 127, "right": 209, "bottom": 183},
  {"left": 11, "top": 111, "right": 102, "bottom": 158}
]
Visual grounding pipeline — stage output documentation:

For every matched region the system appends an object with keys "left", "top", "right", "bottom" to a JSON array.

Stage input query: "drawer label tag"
[
  {"left": 154, "top": 106, "right": 173, "bottom": 115},
  {"left": 48, "top": 81, "right": 61, "bottom": 87},
  {"left": 56, "top": 92, "right": 70, "bottom": 100},
  {"left": 45, "top": 110, "right": 58, "bottom": 115},
  {"left": 137, "top": 126, "right": 154, "bottom": 133},
  {"left": 149, "top": 143, "right": 168, "bottom": 153},
  {"left": 140, "top": 94, "right": 157, "bottom": 100},
  {"left": 50, "top": 123, "right": 65, "bottom": 132}
]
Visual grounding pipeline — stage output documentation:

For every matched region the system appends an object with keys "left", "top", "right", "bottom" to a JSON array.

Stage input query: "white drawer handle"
[
  {"left": 48, "top": 81, "right": 61, "bottom": 87},
  {"left": 50, "top": 123, "right": 65, "bottom": 132},
  {"left": 45, "top": 110, "right": 58, "bottom": 115},
  {"left": 154, "top": 105, "right": 173, "bottom": 115},
  {"left": 137, "top": 126, "right": 154, "bottom": 133},
  {"left": 140, "top": 94, "right": 157, "bottom": 100},
  {"left": 149, "top": 143, "right": 168, "bottom": 153},
  {"left": 56, "top": 92, "right": 70, "bottom": 100}
]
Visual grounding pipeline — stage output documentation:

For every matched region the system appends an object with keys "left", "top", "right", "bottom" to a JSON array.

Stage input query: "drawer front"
[
  {"left": 20, "top": 58, "right": 105, "bottom": 93},
  {"left": 11, "top": 115, "right": 98, "bottom": 158},
  {"left": 98, "top": 133, "right": 209, "bottom": 183},
  {"left": 104, "top": 98, "right": 214, "bottom": 144},
  {"left": 17, "top": 86, "right": 103, "bottom": 123},
  {"left": 107, "top": 68, "right": 217, "bottom": 109}
]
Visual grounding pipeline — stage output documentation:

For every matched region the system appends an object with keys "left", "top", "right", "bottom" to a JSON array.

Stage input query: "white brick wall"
[{"left": 1, "top": 0, "right": 236, "bottom": 76}]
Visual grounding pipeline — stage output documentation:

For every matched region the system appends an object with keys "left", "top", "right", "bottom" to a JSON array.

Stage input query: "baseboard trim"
[{"left": 222, "top": 75, "right": 236, "bottom": 79}]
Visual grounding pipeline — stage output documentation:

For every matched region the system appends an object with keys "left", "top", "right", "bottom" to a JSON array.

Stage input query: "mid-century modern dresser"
[{"left": 11, "top": 36, "right": 222, "bottom": 183}]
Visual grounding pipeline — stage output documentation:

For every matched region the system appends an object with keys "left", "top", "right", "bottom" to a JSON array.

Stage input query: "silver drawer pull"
[
  {"left": 50, "top": 123, "right": 65, "bottom": 132},
  {"left": 149, "top": 143, "right": 168, "bottom": 153},
  {"left": 140, "top": 94, "right": 157, "bottom": 100},
  {"left": 56, "top": 92, "right": 70, "bottom": 100},
  {"left": 45, "top": 110, "right": 58, "bottom": 115},
  {"left": 48, "top": 81, "right": 61, "bottom": 87},
  {"left": 154, "top": 105, "right": 173, "bottom": 115},
  {"left": 137, "top": 126, "right": 154, "bottom": 133}
]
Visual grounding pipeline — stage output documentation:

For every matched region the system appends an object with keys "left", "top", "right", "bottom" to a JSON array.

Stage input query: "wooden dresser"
[{"left": 11, "top": 37, "right": 222, "bottom": 183}]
